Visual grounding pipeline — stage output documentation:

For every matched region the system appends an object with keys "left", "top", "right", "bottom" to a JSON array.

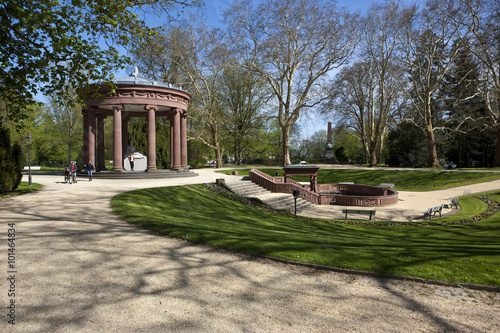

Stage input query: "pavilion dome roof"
[{"left": 112, "top": 66, "right": 186, "bottom": 92}]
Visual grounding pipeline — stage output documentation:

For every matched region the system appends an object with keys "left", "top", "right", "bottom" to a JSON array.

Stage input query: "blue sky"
[{"left": 115, "top": 0, "right": 412, "bottom": 136}]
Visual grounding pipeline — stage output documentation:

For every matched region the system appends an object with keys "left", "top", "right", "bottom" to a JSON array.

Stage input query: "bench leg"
[{"left": 345, "top": 212, "right": 348, "bottom": 219}]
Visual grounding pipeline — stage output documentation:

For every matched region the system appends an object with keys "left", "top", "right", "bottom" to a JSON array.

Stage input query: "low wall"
[
  {"left": 249, "top": 169, "right": 398, "bottom": 207},
  {"left": 249, "top": 169, "right": 320, "bottom": 204}
]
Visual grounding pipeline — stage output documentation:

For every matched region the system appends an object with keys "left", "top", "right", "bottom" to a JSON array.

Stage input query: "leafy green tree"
[
  {"left": 386, "top": 121, "right": 427, "bottom": 167},
  {"left": 155, "top": 119, "right": 171, "bottom": 169},
  {"left": 219, "top": 67, "right": 267, "bottom": 165},
  {"left": 127, "top": 118, "right": 171, "bottom": 169},
  {"left": 290, "top": 129, "right": 327, "bottom": 163},
  {"left": 332, "top": 126, "right": 365, "bottom": 164},
  {"left": 1, "top": 0, "right": 200, "bottom": 122},
  {"left": 335, "top": 147, "right": 349, "bottom": 164},
  {"left": 46, "top": 94, "right": 83, "bottom": 165}
]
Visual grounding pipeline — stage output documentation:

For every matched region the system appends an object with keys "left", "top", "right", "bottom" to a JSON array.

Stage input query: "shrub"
[
  {"left": 0, "top": 126, "right": 22, "bottom": 194},
  {"left": 189, "top": 159, "right": 205, "bottom": 169}
]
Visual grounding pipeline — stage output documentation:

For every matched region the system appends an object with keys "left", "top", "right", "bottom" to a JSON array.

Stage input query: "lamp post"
[
  {"left": 25, "top": 133, "right": 33, "bottom": 186},
  {"left": 292, "top": 189, "right": 300, "bottom": 216}
]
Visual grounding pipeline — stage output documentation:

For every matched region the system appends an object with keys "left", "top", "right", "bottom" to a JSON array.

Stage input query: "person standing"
[
  {"left": 128, "top": 153, "right": 134, "bottom": 171},
  {"left": 86, "top": 160, "right": 95, "bottom": 181},
  {"left": 70, "top": 161, "right": 77, "bottom": 183}
]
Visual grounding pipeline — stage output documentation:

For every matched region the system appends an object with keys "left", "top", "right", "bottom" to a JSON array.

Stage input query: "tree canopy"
[{"left": 0, "top": 0, "right": 199, "bottom": 123}]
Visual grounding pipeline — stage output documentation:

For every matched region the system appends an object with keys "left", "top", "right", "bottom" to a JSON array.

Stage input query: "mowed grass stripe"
[{"left": 111, "top": 185, "right": 500, "bottom": 287}]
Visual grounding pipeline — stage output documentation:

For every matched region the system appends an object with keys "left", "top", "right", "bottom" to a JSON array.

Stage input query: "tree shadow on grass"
[{"left": 2, "top": 184, "right": 498, "bottom": 332}]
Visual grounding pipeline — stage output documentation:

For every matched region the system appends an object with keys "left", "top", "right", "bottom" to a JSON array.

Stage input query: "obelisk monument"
[{"left": 323, "top": 122, "right": 338, "bottom": 163}]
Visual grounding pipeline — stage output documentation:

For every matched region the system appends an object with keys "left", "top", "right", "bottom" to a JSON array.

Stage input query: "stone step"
[
  {"left": 224, "top": 180, "right": 315, "bottom": 214},
  {"left": 273, "top": 198, "right": 312, "bottom": 213},
  {"left": 225, "top": 181, "right": 269, "bottom": 197}
]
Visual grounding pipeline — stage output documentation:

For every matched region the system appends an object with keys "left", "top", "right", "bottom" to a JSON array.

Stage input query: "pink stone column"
[
  {"left": 82, "top": 112, "right": 89, "bottom": 166},
  {"left": 171, "top": 109, "right": 181, "bottom": 170},
  {"left": 97, "top": 116, "right": 106, "bottom": 171},
  {"left": 88, "top": 110, "right": 96, "bottom": 167},
  {"left": 146, "top": 105, "right": 158, "bottom": 172},
  {"left": 180, "top": 110, "right": 188, "bottom": 169},
  {"left": 111, "top": 105, "right": 124, "bottom": 172}
]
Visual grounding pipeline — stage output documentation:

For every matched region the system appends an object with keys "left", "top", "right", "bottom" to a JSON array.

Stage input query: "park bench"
[
  {"left": 422, "top": 204, "right": 443, "bottom": 220},
  {"left": 23, "top": 166, "right": 41, "bottom": 171},
  {"left": 342, "top": 209, "right": 376, "bottom": 221},
  {"left": 380, "top": 183, "right": 394, "bottom": 188},
  {"left": 448, "top": 197, "right": 459, "bottom": 209},
  {"left": 339, "top": 182, "right": 354, "bottom": 185}
]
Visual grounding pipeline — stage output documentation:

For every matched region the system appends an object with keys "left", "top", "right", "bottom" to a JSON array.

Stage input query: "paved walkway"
[
  {"left": 1, "top": 169, "right": 499, "bottom": 332},
  {"left": 300, "top": 179, "right": 500, "bottom": 222}
]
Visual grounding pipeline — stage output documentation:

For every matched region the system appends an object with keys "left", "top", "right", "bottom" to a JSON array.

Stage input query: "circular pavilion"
[{"left": 81, "top": 68, "right": 191, "bottom": 173}]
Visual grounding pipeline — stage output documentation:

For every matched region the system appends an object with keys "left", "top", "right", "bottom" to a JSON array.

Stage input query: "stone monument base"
[{"left": 123, "top": 151, "right": 147, "bottom": 171}]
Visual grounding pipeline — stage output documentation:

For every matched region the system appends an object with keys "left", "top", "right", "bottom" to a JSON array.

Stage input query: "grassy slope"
[
  {"left": 0, "top": 182, "right": 42, "bottom": 198},
  {"left": 217, "top": 168, "right": 500, "bottom": 191},
  {"left": 111, "top": 185, "right": 500, "bottom": 287}
]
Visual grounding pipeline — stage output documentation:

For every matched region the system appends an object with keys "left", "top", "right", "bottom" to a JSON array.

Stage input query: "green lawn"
[
  {"left": 1, "top": 181, "right": 42, "bottom": 198},
  {"left": 217, "top": 168, "right": 500, "bottom": 191},
  {"left": 111, "top": 184, "right": 500, "bottom": 287}
]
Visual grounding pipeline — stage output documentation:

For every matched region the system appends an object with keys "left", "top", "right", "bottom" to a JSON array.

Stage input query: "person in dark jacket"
[{"left": 85, "top": 160, "right": 95, "bottom": 181}]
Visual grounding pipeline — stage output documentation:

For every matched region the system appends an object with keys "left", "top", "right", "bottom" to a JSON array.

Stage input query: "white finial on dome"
[{"left": 132, "top": 66, "right": 139, "bottom": 77}]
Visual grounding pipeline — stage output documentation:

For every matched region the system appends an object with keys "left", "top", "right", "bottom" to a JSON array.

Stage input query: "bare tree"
[
  {"left": 324, "top": 62, "right": 372, "bottom": 164},
  {"left": 448, "top": 0, "right": 500, "bottom": 166},
  {"left": 361, "top": 0, "right": 410, "bottom": 166},
  {"left": 135, "top": 16, "right": 230, "bottom": 168},
  {"left": 324, "top": 1, "right": 408, "bottom": 167},
  {"left": 175, "top": 21, "right": 230, "bottom": 168},
  {"left": 399, "top": 0, "right": 465, "bottom": 167},
  {"left": 224, "top": 0, "right": 359, "bottom": 165}
]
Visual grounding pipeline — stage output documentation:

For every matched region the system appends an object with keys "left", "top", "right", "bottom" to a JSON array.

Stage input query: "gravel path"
[{"left": 1, "top": 170, "right": 499, "bottom": 332}]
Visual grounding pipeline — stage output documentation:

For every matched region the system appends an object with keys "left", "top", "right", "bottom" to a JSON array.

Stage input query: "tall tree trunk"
[
  {"left": 425, "top": 125, "right": 440, "bottom": 168},
  {"left": 210, "top": 125, "right": 222, "bottom": 168},
  {"left": 214, "top": 144, "right": 222, "bottom": 168},
  {"left": 236, "top": 141, "right": 243, "bottom": 165},
  {"left": 282, "top": 125, "right": 291, "bottom": 166},
  {"left": 378, "top": 130, "right": 385, "bottom": 166},
  {"left": 368, "top": 139, "right": 377, "bottom": 167}
]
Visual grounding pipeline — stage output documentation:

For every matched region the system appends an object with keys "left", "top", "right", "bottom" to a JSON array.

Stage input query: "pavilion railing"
[
  {"left": 248, "top": 169, "right": 398, "bottom": 207},
  {"left": 249, "top": 169, "right": 320, "bottom": 204}
]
